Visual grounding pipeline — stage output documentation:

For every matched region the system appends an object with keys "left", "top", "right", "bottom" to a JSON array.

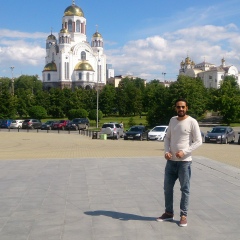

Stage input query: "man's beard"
[{"left": 177, "top": 111, "right": 186, "bottom": 117}]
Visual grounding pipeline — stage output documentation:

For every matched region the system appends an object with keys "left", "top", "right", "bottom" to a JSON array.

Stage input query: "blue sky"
[{"left": 0, "top": 0, "right": 240, "bottom": 81}]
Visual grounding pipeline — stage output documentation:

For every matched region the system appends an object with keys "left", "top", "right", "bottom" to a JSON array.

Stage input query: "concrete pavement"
[{"left": 0, "top": 131, "right": 240, "bottom": 240}]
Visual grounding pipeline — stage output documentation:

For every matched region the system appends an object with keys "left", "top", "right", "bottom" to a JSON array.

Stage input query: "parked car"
[
  {"left": 148, "top": 125, "right": 168, "bottom": 141},
  {"left": 238, "top": 132, "right": 240, "bottom": 145},
  {"left": 66, "top": 118, "right": 90, "bottom": 130},
  {"left": 52, "top": 120, "right": 69, "bottom": 130},
  {"left": 100, "top": 122, "right": 124, "bottom": 139},
  {"left": 124, "top": 125, "right": 149, "bottom": 141},
  {"left": 0, "top": 119, "right": 13, "bottom": 128},
  {"left": 22, "top": 119, "right": 42, "bottom": 129},
  {"left": 205, "top": 126, "right": 235, "bottom": 144},
  {"left": 41, "top": 120, "right": 56, "bottom": 130},
  {"left": 9, "top": 120, "right": 24, "bottom": 129}
]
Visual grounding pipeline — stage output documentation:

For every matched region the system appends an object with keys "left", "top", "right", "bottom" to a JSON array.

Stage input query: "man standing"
[{"left": 157, "top": 98, "right": 202, "bottom": 227}]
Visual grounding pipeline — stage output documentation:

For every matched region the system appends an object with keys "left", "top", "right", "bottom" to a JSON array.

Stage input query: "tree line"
[{"left": 0, "top": 74, "right": 240, "bottom": 126}]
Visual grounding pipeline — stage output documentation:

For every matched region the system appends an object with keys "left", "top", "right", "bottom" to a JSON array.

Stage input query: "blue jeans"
[{"left": 164, "top": 160, "right": 192, "bottom": 217}]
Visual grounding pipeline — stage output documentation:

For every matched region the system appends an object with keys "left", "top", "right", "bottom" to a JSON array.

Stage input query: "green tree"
[
  {"left": 116, "top": 77, "right": 144, "bottom": 115},
  {"left": 48, "top": 88, "right": 65, "bottom": 117},
  {"left": 28, "top": 106, "right": 47, "bottom": 119},
  {"left": 168, "top": 75, "right": 207, "bottom": 119},
  {"left": 145, "top": 81, "right": 170, "bottom": 127},
  {"left": 88, "top": 109, "right": 103, "bottom": 123},
  {"left": 0, "top": 79, "right": 18, "bottom": 118},
  {"left": 214, "top": 76, "right": 240, "bottom": 124},
  {"left": 99, "top": 84, "right": 116, "bottom": 116}
]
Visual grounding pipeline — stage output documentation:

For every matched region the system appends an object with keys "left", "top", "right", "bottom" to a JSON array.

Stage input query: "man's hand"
[
  {"left": 165, "top": 152, "right": 172, "bottom": 160},
  {"left": 175, "top": 150, "right": 184, "bottom": 159}
]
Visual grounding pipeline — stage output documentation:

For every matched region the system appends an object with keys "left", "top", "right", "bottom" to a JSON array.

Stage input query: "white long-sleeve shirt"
[{"left": 164, "top": 116, "right": 202, "bottom": 161}]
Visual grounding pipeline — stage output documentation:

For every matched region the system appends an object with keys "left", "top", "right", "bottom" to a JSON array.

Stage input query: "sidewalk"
[{"left": 0, "top": 132, "right": 240, "bottom": 240}]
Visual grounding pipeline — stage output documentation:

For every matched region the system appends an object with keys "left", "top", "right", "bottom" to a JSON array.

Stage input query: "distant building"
[
  {"left": 106, "top": 64, "right": 114, "bottom": 79},
  {"left": 107, "top": 75, "right": 147, "bottom": 87},
  {"left": 42, "top": 1, "right": 113, "bottom": 90},
  {"left": 159, "top": 80, "right": 173, "bottom": 87},
  {"left": 179, "top": 56, "right": 240, "bottom": 88}
]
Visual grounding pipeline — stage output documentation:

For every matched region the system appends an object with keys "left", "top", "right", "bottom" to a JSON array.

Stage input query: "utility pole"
[{"left": 10, "top": 66, "right": 15, "bottom": 95}]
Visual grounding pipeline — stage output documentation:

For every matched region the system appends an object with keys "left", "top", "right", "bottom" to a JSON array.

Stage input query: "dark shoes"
[
  {"left": 156, "top": 212, "right": 174, "bottom": 222},
  {"left": 179, "top": 215, "right": 187, "bottom": 227},
  {"left": 157, "top": 213, "right": 187, "bottom": 227}
]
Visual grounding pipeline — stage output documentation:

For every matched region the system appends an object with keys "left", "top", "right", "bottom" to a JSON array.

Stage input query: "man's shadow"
[{"left": 84, "top": 210, "right": 156, "bottom": 221}]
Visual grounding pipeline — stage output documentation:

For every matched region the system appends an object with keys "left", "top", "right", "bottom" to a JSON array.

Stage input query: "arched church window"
[
  {"left": 68, "top": 20, "right": 72, "bottom": 32},
  {"left": 52, "top": 53, "right": 54, "bottom": 61},
  {"left": 81, "top": 51, "right": 86, "bottom": 60},
  {"left": 76, "top": 20, "right": 80, "bottom": 32},
  {"left": 47, "top": 73, "right": 51, "bottom": 81},
  {"left": 87, "top": 72, "right": 90, "bottom": 81},
  {"left": 79, "top": 72, "right": 82, "bottom": 80}
]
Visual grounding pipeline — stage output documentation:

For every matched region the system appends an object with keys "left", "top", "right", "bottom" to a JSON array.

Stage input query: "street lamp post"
[
  {"left": 162, "top": 72, "right": 166, "bottom": 82},
  {"left": 85, "top": 49, "right": 100, "bottom": 129},
  {"left": 10, "top": 66, "right": 15, "bottom": 95},
  {"left": 96, "top": 50, "right": 100, "bottom": 129}
]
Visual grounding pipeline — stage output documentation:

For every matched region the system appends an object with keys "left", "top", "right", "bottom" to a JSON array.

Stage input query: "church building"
[
  {"left": 42, "top": 1, "right": 108, "bottom": 90},
  {"left": 179, "top": 56, "right": 240, "bottom": 88}
]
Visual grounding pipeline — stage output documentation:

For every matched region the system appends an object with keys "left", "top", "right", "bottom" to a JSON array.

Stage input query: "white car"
[
  {"left": 100, "top": 122, "right": 124, "bottom": 139},
  {"left": 9, "top": 119, "right": 24, "bottom": 129},
  {"left": 148, "top": 125, "right": 168, "bottom": 141}
]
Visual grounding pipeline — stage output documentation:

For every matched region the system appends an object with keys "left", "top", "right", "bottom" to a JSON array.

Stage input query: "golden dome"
[
  {"left": 74, "top": 61, "right": 94, "bottom": 71},
  {"left": 93, "top": 31, "right": 102, "bottom": 38},
  {"left": 47, "top": 34, "right": 56, "bottom": 40},
  {"left": 185, "top": 56, "right": 191, "bottom": 65},
  {"left": 64, "top": 4, "right": 84, "bottom": 17},
  {"left": 43, "top": 62, "right": 57, "bottom": 71},
  {"left": 60, "top": 28, "right": 69, "bottom": 33}
]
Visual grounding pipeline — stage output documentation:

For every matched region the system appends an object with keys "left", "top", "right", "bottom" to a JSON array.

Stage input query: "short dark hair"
[{"left": 175, "top": 98, "right": 188, "bottom": 106}]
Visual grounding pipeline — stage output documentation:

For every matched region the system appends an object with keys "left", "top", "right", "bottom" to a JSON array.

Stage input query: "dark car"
[
  {"left": 41, "top": 120, "right": 56, "bottom": 130},
  {"left": 124, "top": 125, "right": 149, "bottom": 141},
  {"left": 0, "top": 119, "right": 13, "bottom": 128},
  {"left": 52, "top": 120, "right": 69, "bottom": 130},
  {"left": 66, "top": 118, "right": 90, "bottom": 130},
  {"left": 205, "top": 126, "right": 235, "bottom": 144},
  {"left": 22, "top": 119, "right": 42, "bottom": 129}
]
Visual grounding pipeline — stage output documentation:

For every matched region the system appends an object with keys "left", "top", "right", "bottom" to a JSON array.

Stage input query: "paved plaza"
[{"left": 0, "top": 131, "right": 240, "bottom": 240}]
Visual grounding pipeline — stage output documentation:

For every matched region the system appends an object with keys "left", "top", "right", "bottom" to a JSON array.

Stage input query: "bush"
[
  {"left": 28, "top": 106, "right": 47, "bottom": 119},
  {"left": 67, "top": 109, "right": 88, "bottom": 119},
  {"left": 88, "top": 109, "right": 103, "bottom": 122},
  {"left": 128, "top": 117, "right": 136, "bottom": 127}
]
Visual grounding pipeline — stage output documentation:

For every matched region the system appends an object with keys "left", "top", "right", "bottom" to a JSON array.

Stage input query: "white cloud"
[
  {"left": 107, "top": 24, "right": 240, "bottom": 81},
  {"left": 0, "top": 29, "right": 46, "bottom": 77},
  {"left": 0, "top": 29, "right": 49, "bottom": 39}
]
